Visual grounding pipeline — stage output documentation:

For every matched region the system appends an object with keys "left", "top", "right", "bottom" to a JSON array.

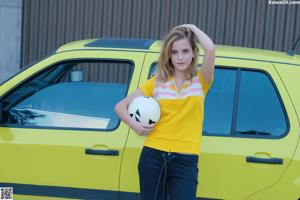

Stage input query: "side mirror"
[{"left": 70, "top": 70, "right": 83, "bottom": 82}]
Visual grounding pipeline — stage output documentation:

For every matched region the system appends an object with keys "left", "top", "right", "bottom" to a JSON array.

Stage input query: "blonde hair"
[{"left": 155, "top": 26, "right": 199, "bottom": 82}]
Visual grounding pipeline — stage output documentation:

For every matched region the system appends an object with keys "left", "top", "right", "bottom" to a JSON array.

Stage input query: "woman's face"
[{"left": 170, "top": 38, "right": 194, "bottom": 73}]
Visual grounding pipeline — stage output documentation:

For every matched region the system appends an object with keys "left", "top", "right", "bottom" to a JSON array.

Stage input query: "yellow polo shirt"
[{"left": 139, "top": 70, "right": 212, "bottom": 155}]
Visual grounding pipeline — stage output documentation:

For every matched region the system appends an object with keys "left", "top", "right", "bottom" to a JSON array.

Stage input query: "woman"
[{"left": 115, "top": 24, "right": 215, "bottom": 200}]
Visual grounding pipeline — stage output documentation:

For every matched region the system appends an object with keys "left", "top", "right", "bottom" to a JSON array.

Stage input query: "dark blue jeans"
[{"left": 138, "top": 146, "right": 199, "bottom": 200}]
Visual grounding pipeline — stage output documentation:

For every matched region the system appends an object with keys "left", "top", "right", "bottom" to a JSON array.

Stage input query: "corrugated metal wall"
[
  {"left": 0, "top": 0, "right": 22, "bottom": 81},
  {"left": 21, "top": 0, "right": 300, "bottom": 67}
]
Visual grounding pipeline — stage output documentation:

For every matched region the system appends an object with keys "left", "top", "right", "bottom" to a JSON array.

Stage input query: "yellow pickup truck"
[{"left": 0, "top": 38, "right": 299, "bottom": 200}]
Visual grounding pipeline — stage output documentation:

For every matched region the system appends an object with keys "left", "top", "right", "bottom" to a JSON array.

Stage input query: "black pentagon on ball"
[
  {"left": 135, "top": 109, "right": 141, "bottom": 117},
  {"left": 149, "top": 119, "right": 156, "bottom": 124}
]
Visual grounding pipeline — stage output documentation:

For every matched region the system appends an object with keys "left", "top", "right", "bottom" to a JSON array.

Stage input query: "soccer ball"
[{"left": 128, "top": 96, "right": 161, "bottom": 125}]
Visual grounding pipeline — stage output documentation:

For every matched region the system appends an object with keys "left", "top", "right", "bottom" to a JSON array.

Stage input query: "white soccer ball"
[{"left": 128, "top": 96, "right": 161, "bottom": 125}]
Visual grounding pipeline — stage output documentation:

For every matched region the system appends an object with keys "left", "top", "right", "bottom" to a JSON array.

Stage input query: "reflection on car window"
[
  {"left": 236, "top": 70, "right": 287, "bottom": 137},
  {"left": 0, "top": 60, "right": 133, "bottom": 130},
  {"left": 203, "top": 68, "right": 236, "bottom": 135}
]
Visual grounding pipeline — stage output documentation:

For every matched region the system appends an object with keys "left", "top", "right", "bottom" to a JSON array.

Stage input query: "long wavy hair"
[{"left": 155, "top": 26, "right": 199, "bottom": 82}]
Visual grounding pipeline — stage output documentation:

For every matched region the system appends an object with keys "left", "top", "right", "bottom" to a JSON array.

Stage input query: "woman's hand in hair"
[
  {"left": 176, "top": 24, "right": 214, "bottom": 49},
  {"left": 175, "top": 24, "right": 197, "bottom": 31},
  {"left": 174, "top": 24, "right": 201, "bottom": 36}
]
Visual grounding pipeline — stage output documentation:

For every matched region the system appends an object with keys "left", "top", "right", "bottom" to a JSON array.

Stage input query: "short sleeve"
[
  {"left": 197, "top": 70, "right": 213, "bottom": 94},
  {"left": 139, "top": 77, "right": 155, "bottom": 97}
]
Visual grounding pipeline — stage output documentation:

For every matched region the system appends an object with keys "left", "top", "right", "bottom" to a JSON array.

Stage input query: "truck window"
[{"left": 0, "top": 60, "right": 133, "bottom": 131}]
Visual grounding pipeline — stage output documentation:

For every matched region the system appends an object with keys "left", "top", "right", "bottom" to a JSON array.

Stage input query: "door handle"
[
  {"left": 246, "top": 156, "right": 283, "bottom": 165},
  {"left": 85, "top": 148, "right": 119, "bottom": 156}
]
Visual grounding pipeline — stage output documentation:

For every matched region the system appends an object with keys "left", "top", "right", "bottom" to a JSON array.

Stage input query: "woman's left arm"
[{"left": 186, "top": 24, "right": 215, "bottom": 84}]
